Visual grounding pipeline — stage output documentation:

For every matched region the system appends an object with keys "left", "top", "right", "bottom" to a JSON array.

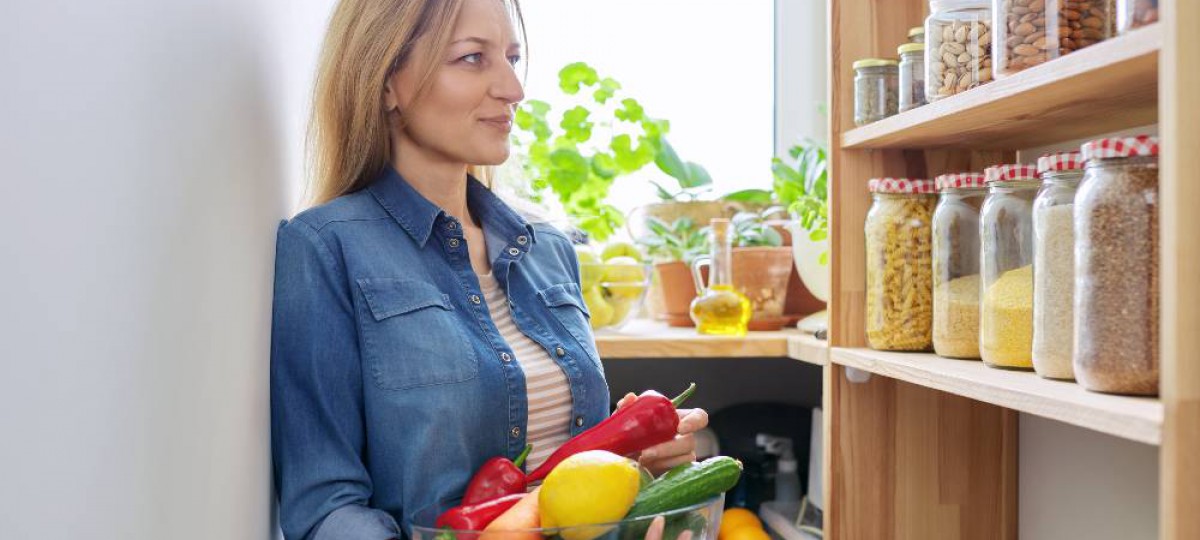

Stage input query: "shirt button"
[
  {"left": 555, "top": 346, "right": 566, "bottom": 357},
  {"left": 470, "top": 294, "right": 481, "bottom": 305},
  {"left": 508, "top": 247, "right": 520, "bottom": 256},
  {"left": 511, "top": 426, "right": 521, "bottom": 438},
  {"left": 448, "top": 238, "right": 460, "bottom": 248},
  {"left": 500, "top": 352, "right": 512, "bottom": 363},
  {"left": 575, "top": 416, "right": 584, "bottom": 427},
  {"left": 517, "top": 235, "right": 528, "bottom": 245},
  {"left": 447, "top": 221, "right": 457, "bottom": 230}
]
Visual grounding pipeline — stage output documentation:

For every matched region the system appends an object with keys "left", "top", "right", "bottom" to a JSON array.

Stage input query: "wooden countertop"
[{"left": 594, "top": 319, "right": 828, "bottom": 366}]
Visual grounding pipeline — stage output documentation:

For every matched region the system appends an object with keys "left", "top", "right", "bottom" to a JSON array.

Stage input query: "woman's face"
[{"left": 385, "top": 0, "right": 524, "bottom": 167}]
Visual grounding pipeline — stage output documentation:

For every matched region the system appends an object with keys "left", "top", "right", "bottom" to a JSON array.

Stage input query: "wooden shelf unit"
[{"left": 824, "top": 1, "right": 1199, "bottom": 539}]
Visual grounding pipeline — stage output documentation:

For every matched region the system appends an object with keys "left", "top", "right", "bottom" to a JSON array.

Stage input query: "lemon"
[{"left": 539, "top": 450, "right": 642, "bottom": 540}]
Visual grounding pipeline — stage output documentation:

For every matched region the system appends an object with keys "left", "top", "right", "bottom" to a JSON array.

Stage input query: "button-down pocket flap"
[
  {"left": 537, "top": 283, "right": 589, "bottom": 317},
  {"left": 357, "top": 278, "right": 453, "bottom": 321}
]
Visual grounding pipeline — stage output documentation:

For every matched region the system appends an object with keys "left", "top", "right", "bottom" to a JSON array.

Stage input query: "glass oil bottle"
[{"left": 689, "top": 218, "right": 752, "bottom": 336}]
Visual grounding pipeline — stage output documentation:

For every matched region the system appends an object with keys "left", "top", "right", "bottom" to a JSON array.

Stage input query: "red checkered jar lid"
[
  {"left": 934, "top": 172, "right": 987, "bottom": 190},
  {"left": 868, "top": 177, "right": 935, "bottom": 194},
  {"left": 1081, "top": 135, "right": 1160, "bottom": 161},
  {"left": 985, "top": 164, "right": 1040, "bottom": 183},
  {"left": 1038, "top": 152, "right": 1084, "bottom": 174}
]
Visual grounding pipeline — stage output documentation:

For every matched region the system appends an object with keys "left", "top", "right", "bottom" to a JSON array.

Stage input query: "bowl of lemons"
[{"left": 574, "top": 242, "right": 652, "bottom": 332}]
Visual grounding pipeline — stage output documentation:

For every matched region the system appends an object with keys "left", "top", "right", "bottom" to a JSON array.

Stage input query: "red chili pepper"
[
  {"left": 434, "top": 493, "right": 525, "bottom": 532},
  {"left": 462, "top": 444, "right": 532, "bottom": 505},
  {"left": 525, "top": 383, "right": 696, "bottom": 482}
]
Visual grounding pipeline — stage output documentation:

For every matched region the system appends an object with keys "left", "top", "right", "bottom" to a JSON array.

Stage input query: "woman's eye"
[
  {"left": 508, "top": 55, "right": 522, "bottom": 66},
  {"left": 461, "top": 53, "right": 483, "bottom": 64}
]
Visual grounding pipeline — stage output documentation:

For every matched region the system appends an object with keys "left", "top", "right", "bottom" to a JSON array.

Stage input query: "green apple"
[
  {"left": 608, "top": 295, "right": 636, "bottom": 324},
  {"left": 601, "top": 241, "right": 644, "bottom": 262},
  {"left": 575, "top": 245, "right": 603, "bottom": 289},
  {"left": 602, "top": 256, "right": 645, "bottom": 284},
  {"left": 582, "top": 286, "right": 615, "bottom": 329}
]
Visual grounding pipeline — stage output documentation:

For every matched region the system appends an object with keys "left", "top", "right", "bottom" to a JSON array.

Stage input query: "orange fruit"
[
  {"left": 723, "top": 525, "right": 771, "bottom": 540},
  {"left": 719, "top": 508, "right": 763, "bottom": 540}
]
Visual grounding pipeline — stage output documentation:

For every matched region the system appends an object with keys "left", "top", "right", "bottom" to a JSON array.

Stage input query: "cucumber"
[{"left": 625, "top": 456, "right": 743, "bottom": 519}]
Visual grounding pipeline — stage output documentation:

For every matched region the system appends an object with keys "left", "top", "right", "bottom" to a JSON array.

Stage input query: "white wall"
[
  {"left": 775, "top": 0, "right": 829, "bottom": 152},
  {"left": 0, "top": 1, "right": 333, "bottom": 538}
]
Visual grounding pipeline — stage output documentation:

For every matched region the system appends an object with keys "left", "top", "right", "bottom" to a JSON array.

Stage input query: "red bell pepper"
[
  {"left": 462, "top": 444, "right": 532, "bottom": 505},
  {"left": 525, "top": 383, "right": 696, "bottom": 482},
  {"left": 434, "top": 493, "right": 525, "bottom": 532}
]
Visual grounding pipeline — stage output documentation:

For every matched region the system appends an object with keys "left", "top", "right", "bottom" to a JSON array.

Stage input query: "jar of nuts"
[
  {"left": 1118, "top": 0, "right": 1159, "bottom": 33},
  {"left": 909, "top": 25, "right": 927, "bottom": 43},
  {"left": 994, "top": 0, "right": 1115, "bottom": 78},
  {"left": 926, "top": 0, "right": 994, "bottom": 101},
  {"left": 853, "top": 59, "right": 900, "bottom": 126},
  {"left": 865, "top": 178, "right": 936, "bottom": 352},
  {"left": 899, "top": 43, "right": 928, "bottom": 112},
  {"left": 980, "top": 164, "right": 1040, "bottom": 370},
  {"left": 932, "top": 172, "right": 987, "bottom": 359},
  {"left": 1074, "top": 136, "right": 1160, "bottom": 396}
]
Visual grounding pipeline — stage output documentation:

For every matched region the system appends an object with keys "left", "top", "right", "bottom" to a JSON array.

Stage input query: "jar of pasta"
[
  {"left": 865, "top": 177, "right": 936, "bottom": 351},
  {"left": 932, "top": 172, "right": 987, "bottom": 359},
  {"left": 980, "top": 164, "right": 1040, "bottom": 369}
]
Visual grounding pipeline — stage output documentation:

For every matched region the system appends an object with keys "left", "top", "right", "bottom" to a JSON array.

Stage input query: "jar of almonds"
[
  {"left": 865, "top": 178, "right": 936, "bottom": 352},
  {"left": 1075, "top": 136, "right": 1160, "bottom": 396},
  {"left": 994, "top": 0, "right": 1115, "bottom": 78},
  {"left": 926, "top": 0, "right": 994, "bottom": 101}
]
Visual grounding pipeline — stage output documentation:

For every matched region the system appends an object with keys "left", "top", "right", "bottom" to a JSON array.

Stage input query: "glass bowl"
[
  {"left": 578, "top": 262, "right": 653, "bottom": 332},
  {"left": 410, "top": 494, "right": 723, "bottom": 540}
]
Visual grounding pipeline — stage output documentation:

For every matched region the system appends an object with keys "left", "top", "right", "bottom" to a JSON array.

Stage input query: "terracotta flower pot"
[
  {"left": 653, "top": 261, "right": 704, "bottom": 327},
  {"left": 629, "top": 201, "right": 738, "bottom": 239},
  {"left": 731, "top": 247, "right": 795, "bottom": 330}
]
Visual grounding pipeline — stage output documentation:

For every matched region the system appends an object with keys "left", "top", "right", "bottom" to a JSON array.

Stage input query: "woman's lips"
[{"left": 480, "top": 117, "right": 513, "bottom": 133}]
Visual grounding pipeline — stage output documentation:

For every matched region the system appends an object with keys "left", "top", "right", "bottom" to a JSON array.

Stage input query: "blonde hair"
[{"left": 305, "top": 0, "right": 526, "bottom": 208}]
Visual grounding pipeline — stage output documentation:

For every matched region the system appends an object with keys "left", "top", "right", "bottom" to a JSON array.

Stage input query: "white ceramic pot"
[{"left": 790, "top": 221, "right": 830, "bottom": 333}]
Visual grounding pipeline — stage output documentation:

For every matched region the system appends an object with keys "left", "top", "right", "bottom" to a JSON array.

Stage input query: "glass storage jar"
[
  {"left": 927, "top": 0, "right": 993, "bottom": 101},
  {"left": 1118, "top": 0, "right": 1159, "bottom": 33},
  {"left": 994, "top": 0, "right": 1114, "bottom": 78},
  {"left": 853, "top": 59, "right": 899, "bottom": 126},
  {"left": 1074, "top": 135, "right": 1160, "bottom": 395},
  {"left": 932, "top": 172, "right": 987, "bottom": 359},
  {"left": 865, "top": 178, "right": 936, "bottom": 351},
  {"left": 1031, "top": 152, "right": 1084, "bottom": 380},
  {"left": 980, "top": 164, "right": 1040, "bottom": 369},
  {"left": 899, "top": 43, "right": 928, "bottom": 112},
  {"left": 909, "top": 25, "right": 927, "bottom": 43}
]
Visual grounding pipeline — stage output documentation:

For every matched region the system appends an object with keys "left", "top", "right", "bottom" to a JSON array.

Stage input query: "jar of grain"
[
  {"left": 865, "top": 178, "right": 936, "bottom": 351},
  {"left": 899, "top": 43, "right": 928, "bottom": 112},
  {"left": 853, "top": 59, "right": 899, "bottom": 126},
  {"left": 933, "top": 172, "right": 987, "bottom": 359},
  {"left": 980, "top": 164, "right": 1040, "bottom": 369},
  {"left": 1032, "top": 152, "right": 1084, "bottom": 380},
  {"left": 994, "top": 0, "right": 1114, "bottom": 79},
  {"left": 926, "top": 0, "right": 993, "bottom": 101},
  {"left": 1075, "top": 135, "right": 1160, "bottom": 395},
  {"left": 1117, "top": 0, "right": 1159, "bottom": 33}
]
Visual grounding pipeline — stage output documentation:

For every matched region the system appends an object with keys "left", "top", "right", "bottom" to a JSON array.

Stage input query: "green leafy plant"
[
  {"left": 512, "top": 62, "right": 711, "bottom": 241},
  {"left": 730, "top": 207, "right": 787, "bottom": 248},
  {"left": 636, "top": 216, "right": 710, "bottom": 264},
  {"left": 772, "top": 139, "right": 830, "bottom": 264}
]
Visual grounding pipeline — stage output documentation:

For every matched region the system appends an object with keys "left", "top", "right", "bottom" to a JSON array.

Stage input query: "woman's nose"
[{"left": 492, "top": 61, "right": 525, "bottom": 105}]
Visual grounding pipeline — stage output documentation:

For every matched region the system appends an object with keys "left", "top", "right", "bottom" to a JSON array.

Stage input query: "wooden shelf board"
[
  {"left": 841, "top": 24, "right": 1162, "bottom": 150},
  {"left": 830, "top": 348, "right": 1163, "bottom": 446},
  {"left": 788, "top": 334, "right": 829, "bottom": 366},
  {"left": 594, "top": 319, "right": 799, "bottom": 359}
]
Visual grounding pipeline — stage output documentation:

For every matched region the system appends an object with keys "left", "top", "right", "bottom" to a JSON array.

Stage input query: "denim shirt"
[{"left": 271, "top": 167, "right": 610, "bottom": 540}]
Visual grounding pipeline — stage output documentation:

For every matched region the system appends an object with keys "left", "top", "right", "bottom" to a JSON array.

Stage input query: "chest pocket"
[
  {"left": 537, "top": 283, "right": 602, "bottom": 369},
  {"left": 357, "top": 278, "right": 478, "bottom": 390}
]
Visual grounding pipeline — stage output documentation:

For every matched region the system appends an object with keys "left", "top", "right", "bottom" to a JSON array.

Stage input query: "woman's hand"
[
  {"left": 644, "top": 515, "right": 695, "bottom": 540},
  {"left": 616, "top": 392, "right": 710, "bottom": 476}
]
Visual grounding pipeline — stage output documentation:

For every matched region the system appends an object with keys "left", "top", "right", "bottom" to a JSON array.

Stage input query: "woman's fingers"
[
  {"left": 644, "top": 516, "right": 666, "bottom": 540},
  {"left": 640, "top": 434, "right": 695, "bottom": 462},
  {"left": 616, "top": 392, "right": 637, "bottom": 410},
  {"left": 642, "top": 451, "right": 699, "bottom": 475},
  {"left": 675, "top": 408, "right": 709, "bottom": 434}
]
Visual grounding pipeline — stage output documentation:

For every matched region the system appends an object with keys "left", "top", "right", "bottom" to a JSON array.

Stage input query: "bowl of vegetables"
[
  {"left": 411, "top": 384, "right": 739, "bottom": 540},
  {"left": 410, "top": 492, "right": 726, "bottom": 540}
]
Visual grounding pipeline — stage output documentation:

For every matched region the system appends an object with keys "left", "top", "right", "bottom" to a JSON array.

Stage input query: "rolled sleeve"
[{"left": 271, "top": 220, "right": 399, "bottom": 540}]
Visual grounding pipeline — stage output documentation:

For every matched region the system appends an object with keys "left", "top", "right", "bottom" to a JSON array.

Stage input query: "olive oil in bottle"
[{"left": 690, "top": 219, "right": 751, "bottom": 336}]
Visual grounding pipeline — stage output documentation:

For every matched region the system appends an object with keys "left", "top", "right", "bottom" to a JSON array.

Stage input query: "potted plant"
[
  {"left": 773, "top": 140, "right": 830, "bottom": 333},
  {"left": 636, "top": 216, "right": 709, "bottom": 327},
  {"left": 727, "top": 208, "right": 796, "bottom": 331},
  {"left": 630, "top": 139, "right": 737, "bottom": 239}
]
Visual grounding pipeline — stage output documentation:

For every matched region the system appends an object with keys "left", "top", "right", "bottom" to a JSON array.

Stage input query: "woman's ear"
[{"left": 383, "top": 78, "right": 399, "bottom": 113}]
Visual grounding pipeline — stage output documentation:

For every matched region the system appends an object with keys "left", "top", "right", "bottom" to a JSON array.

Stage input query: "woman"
[{"left": 271, "top": 0, "right": 709, "bottom": 538}]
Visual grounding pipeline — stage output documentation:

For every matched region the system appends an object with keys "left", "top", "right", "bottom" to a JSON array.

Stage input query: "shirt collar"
[{"left": 367, "top": 166, "right": 537, "bottom": 251}]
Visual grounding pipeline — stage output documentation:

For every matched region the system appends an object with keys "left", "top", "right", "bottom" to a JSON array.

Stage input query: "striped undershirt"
[{"left": 477, "top": 271, "right": 574, "bottom": 473}]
